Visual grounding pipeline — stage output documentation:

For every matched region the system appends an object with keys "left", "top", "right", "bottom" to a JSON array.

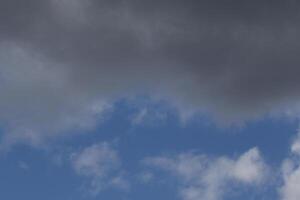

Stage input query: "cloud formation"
[
  {"left": 1, "top": 0, "right": 300, "bottom": 145},
  {"left": 144, "top": 147, "right": 269, "bottom": 200},
  {"left": 70, "top": 142, "right": 129, "bottom": 195},
  {"left": 280, "top": 133, "right": 300, "bottom": 200}
]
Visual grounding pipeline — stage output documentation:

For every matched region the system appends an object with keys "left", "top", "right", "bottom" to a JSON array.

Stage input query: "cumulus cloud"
[
  {"left": 280, "top": 133, "right": 300, "bottom": 200},
  {"left": 70, "top": 142, "right": 129, "bottom": 195},
  {"left": 1, "top": 0, "right": 300, "bottom": 146},
  {"left": 144, "top": 147, "right": 268, "bottom": 200}
]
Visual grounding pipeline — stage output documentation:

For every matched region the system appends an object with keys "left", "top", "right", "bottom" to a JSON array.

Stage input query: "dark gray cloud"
[{"left": 1, "top": 0, "right": 300, "bottom": 146}]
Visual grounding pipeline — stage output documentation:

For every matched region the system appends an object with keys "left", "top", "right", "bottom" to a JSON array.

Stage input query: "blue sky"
[{"left": 0, "top": 98, "right": 299, "bottom": 200}]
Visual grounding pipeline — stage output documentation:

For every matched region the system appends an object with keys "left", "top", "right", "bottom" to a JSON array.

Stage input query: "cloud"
[
  {"left": 138, "top": 171, "right": 154, "bottom": 183},
  {"left": 0, "top": 41, "right": 112, "bottom": 148},
  {"left": 291, "top": 134, "right": 300, "bottom": 156},
  {"left": 131, "top": 108, "right": 149, "bottom": 125},
  {"left": 130, "top": 103, "right": 168, "bottom": 126},
  {"left": 231, "top": 148, "right": 268, "bottom": 184},
  {"left": 280, "top": 133, "right": 300, "bottom": 200},
  {"left": 70, "top": 142, "right": 129, "bottom": 195},
  {"left": 144, "top": 147, "right": 269, "bottom": 200},
  {"left": 1, "top": 0, "right": 300, "bottom": 146}
]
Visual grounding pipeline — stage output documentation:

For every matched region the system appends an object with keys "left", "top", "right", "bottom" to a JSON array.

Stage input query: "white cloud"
[
  {"left": 70, "top": 142, "right": 129, "bottom": 195},
  {"left": 291, "top": 134, "right": 300, "bottom": 156},
  {"left": 280, "top": 132, "right": 300, "bottom": 200},
  {"left": 281, "top": 161, "right": 300, "bottom": 200},
  {"left": 144, "top": 147, "right": 268, "bottom": 200},
  {"left": 231, "top": 147, "right": 267, "bottom": 184},
  {"left": 130, "top": 102, "right": 168, "bottom": 127}
]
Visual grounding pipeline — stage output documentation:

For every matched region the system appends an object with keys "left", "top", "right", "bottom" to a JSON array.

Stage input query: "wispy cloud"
[{"left": 70, "top": 142, "right": 129, "bottom": 195}]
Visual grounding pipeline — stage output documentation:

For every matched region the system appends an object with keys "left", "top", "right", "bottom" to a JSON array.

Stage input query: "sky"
[{"left": 1, "top": 0, "right": 300, "bottom": 200}]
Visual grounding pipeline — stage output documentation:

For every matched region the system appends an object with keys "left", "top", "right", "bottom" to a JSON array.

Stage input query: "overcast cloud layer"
[{"left": 1, "top": 0, "right": 300, "bottom": 146}]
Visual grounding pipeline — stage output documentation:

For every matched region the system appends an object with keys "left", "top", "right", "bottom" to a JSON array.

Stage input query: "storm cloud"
[{"left": 1, "top": 0, "right": 300, "bottom": 146}]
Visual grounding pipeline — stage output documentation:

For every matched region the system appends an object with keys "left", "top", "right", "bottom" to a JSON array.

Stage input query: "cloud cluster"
[
  {"left": 144, "top": 147, "right": 268, "bottom": 200},
  {"left": 1, "top": 0, "right": 300, "bottom": 145},
  {"left": 70, "top": 142, "right": 129, "bottom": 195},
  {"left": 63, "top": 131, "right": 300, "bottom": 199}
]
